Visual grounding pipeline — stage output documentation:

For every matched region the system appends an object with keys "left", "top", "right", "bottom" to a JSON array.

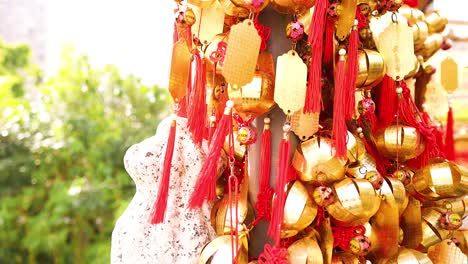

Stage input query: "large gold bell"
[
  {"left": 326, "top": 178, "right": 381, "bottom": 225},
  {"left": 292, "top": 136, "right": 347, "bottom": 184},
  {"left": 331, "top": 252, "right": 360, "bottom": 264},
  {"left": 375, "top": 247, "right": 432, "bottom": 264},
  {"left": 412, "top": 158, "right": 468, "bottom": 200},
  {"left": 288, "top": 235, "right": 323, "bottom": 264},
  {"left": 356, "top": 49, "right": 386, "bottom": 90},
  {"left": 373, "top": 124, "right": 425, "bottom": 161},
  {"left": 278, "top": 180, "right": 318, "bottom": 238},
  {"left": 228, "top": 69, "right": 276, "bottom": 119},
  {"left": 199, "top": 233, "right": 249, "bottom": 264},
  {"left": 211, "top": 195, "right": 254, "bottom": 235},
  {"left": 269, "top": 0, "right": 315, "bottom": 14}
]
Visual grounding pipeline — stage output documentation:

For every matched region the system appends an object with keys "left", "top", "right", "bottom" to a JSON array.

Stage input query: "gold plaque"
[
  {"left": 291, "top": 109, "right": 319, "bottom": 141},
  {"left": 335, "top": 0, "right": 358, "bottom": 41},
  {"left": 378, "top": 21, "right": 416, "bottom": 81},
  {"left": 222, "top": 19, "right": 261, "bottom": 87},
  {"left": 440, "top": 56, "right": 459, "bottom": 93},
  {"left": 168, "top": 39, "right": 191, "bottom": 101},
  {"left": 274, "top": 50, "right": 308, "bottom": 114}
]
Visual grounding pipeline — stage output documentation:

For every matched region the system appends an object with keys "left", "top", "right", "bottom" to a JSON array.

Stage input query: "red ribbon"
[
  {"left": 254, "top": 14, "right": 271, "bottom": 51},
  {"left": 209, "top": 41, "right": 227, "bottom": 66}
]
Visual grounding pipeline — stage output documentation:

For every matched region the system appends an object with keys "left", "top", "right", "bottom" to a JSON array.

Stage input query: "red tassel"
[
  {"left": 304, "top": 0, "right": 328, "bottom": 113},
  {"left": 188, "top": 101, "right": 233, "bottom": 208},
  {"left": 187, "top": 52, "right": 207, "bottom": 146},
  {"left": 346, "top": 20, "right": 359, "bottom": 119},
  {"left": 150, "top": 117, "right": 177, "bottom": 224},
  {"left": 252, "top": 117, "right": 273, "bottom": 227},
  {"left": 323, "top": 19, "right": 335, "bottom": 66},
  {"left": 268, "top": 136, "right": 290, "bottom": 246},
  {"left": 397, "top": 83, "right": 440, "bottom": 168},
  {"left": 332, "top": 49, "right": 348, "bottom": 159},
  {"left": 377, "top": 75, "right": 397, "bottom": 129},
  {"left": 445, "top": 106, "right": 455, "bottom": 160}
]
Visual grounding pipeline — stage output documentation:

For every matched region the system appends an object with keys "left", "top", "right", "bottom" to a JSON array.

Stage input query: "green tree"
[{"left": 0, "top": 41, "right": 170, "bottom": 263}]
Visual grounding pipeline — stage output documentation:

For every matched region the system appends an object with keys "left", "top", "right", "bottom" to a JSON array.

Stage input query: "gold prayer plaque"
[
  {"left": 274, "top": 50, "right": 308, "bottom": 114},
  {"left": 168, "top": 39, "right": 190, "bottom": 101},
  {"left": 441, "top": 56, "right": 459, "bottom": 93},
  {"left": 222, "top": 19, "right": 261, "bottom": 87},
  {"left": 379, "top": 21, "right": 415, "bottom": 81},
  {"left": 291, "top": 109, "right": 319, "bottom": 141},
  {"left": 335, "top": 0, "right": 358, "bottom": 41}
]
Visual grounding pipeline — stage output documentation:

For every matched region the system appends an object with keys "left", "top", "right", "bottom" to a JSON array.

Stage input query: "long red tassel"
[
  {"left": 445, "top": 106, "right": 455, "bottom": 160},
  {"left": 267, "top": 135, "right": 290, "bottom": 246},
  {"left": 346, "top": 20, "right": 359, "bottom": 119},
  {"left": 187, "top": 52, "right": 207, "bottom": 146},
  {"left": 332, "top": 49, "right": 348, "bottom": 159},
  {"left": 150, "top": 116, "right": 177, "bottom": 224},
  {"left": 398, "top": 82, "right": 440, "bottom": 168},
  {"left": 377, "top": 75, "right": 397, "bottom": 130},
  {"left": 188, "top": 101, "right": 233, "bottom": 208},
  {"left": 252, "top": 117, "right": 273, "bottom": 226},
  {"left": 304, "top": 0, "right": 328, "bottom": 113},
  {"left": 323, "top": 19, "right": 335, "bottom": 66}
]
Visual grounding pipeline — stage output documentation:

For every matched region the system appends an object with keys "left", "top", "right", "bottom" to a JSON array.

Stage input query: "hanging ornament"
[
  {"left": 349, "top": 235, "right": 371, "bottom": 256},
  {"left": 191, "top": 1, "right": 225, "bottom": 44},
  {"left": 219, "top": 0, "right": 250, "bottom": 17},
  {"left": 199, "top": 233, "right": 249, "bottom": 263},
  {"left": 335, "top": 0, "right": 358, "bottom": 41},
  {"left": 373, "top": 124, "right": 426, "bottom": 161},
  {"left": 292, "top": 136, "right": 347, "bottom": 184},
  {"left": 441, "top": 56, "right": 459, "bottom": 161},
  {"left": 287, "top": 234, "right": 324, "bottom": 264},
  {"left": 377, "top": 13, "right": 416, "bottom": 81},
  {"left": 222, "top": 19, "right": 262, "bottom": 87}
]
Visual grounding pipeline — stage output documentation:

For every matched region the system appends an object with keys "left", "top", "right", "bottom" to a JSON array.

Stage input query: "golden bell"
[
  {"left": 269, "top": 0, "right": 315, "bottom": 14},
  {"left": 380, "top": 247, "right": 433, "bottom": 263},
  {"left": 187, "top": 0, "right": 215, "bottom": 8},
  {"left": 398, "top": 5, "right": 425, "bottom": 26},
  {"left": 326, "top": 178, "right": 381, "bottom": 225},
  {"left": 228, "top": 70, "right": 276, "bottom": 119},
  {"left": 219, "top": 0, "right": 250, "bottom": 17},
  {"left": 210, "top": 195, "right": 253, "bottom": 235},
  {"left": 452, "top": 230, "right": 468, "bottom": 255},
  {"left": 373, "top": 124, "right": 425, "bottom": 161},
  {"left": 425, "top": 11, "right": 448, "bottom": 34},
  {"left": 287, "top": 235, "right": 323, "bottom": 264},
  {"left": 231, "top": 0, "right": 270, "bottom": 12},
  {"left": 428, "top": 239, "right": 468, "bottom": 264},
  {"left": 292, "top": 136, "right": 347, "bottom": 184},
  {"left": 347, "top": 153, "right": 377, "bottom": 179},
  {"left": 356, "top": 49, "right": 386, "bottom": 90},
  {"left": 385, "top": 177, "right": 409, "bottom": 216},
  {"left": 418, "top": 33, "right": 444, "bottom": 61},
  {"left": 412, "top": 158, "right": 468, "bottom": 200},
  {"left": 199, "top": 233, "right": 249, "bottom": 264},
  {"left": 347, "top": 132, "right": 367, "bottom": 164},
  {"left": 279, "top": 180, "right": 318, "bottom": 238},
  {"left": 412, "top": 21, "right": 429, "bottom": 51}
]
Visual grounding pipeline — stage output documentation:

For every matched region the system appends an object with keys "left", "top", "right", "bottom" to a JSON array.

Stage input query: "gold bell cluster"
[{"left": 167, "top": 0, "right": 467, "bottom": 263}]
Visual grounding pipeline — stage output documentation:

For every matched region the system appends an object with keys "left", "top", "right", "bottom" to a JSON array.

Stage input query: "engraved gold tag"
[
  {"left": 222, "top": 19, "right": 261, "bottom": 87},
  {"left": 335, "top": 0, "right": 358, "bottom": 41},
  {"left": 441, "top": 56, "right": 459, "bottom": 93},
  {"left": 291, "top": 109, "right": 319, "bottom": 141},
  {"left": 168, "top": 39, "right": 191, "bottom": 101},
  {"left": 192, "top": 1, "right": 225, "bottom": 44},
  {"left": 378, "top": 20, "right": 416, "bottom": 81},
  {"left": 274, "top": 50, "right": 308, "bottom": 114}
]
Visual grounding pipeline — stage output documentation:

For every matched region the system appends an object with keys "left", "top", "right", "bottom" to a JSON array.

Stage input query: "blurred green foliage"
[{"left": 0, "top": 41, "right": 170, "bottom": 263}]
